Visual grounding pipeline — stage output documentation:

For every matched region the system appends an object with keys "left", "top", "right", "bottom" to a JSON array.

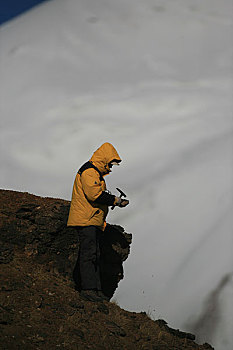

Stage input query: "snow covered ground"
[{"left": 1, "top": 0, "right": 233, "bottom": 348}]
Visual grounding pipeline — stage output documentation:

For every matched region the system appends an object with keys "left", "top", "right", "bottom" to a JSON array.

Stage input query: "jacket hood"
[{"left": 90, "top": 143, "right": 121, "bottom": 175}]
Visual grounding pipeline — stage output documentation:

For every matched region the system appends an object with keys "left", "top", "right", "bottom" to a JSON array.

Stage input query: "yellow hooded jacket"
[{"left": 67, "top": 143, "right": 121, "bottom": 230}]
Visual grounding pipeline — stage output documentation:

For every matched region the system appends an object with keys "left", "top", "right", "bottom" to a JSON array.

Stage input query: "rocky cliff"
[{"left": 0, "top": 189, "right": 214, "bottom": 349}]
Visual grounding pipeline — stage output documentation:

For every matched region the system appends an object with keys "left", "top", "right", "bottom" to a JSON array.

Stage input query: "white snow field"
[{"left": 0, "top": 0, "right": 233, "bottom": 348}]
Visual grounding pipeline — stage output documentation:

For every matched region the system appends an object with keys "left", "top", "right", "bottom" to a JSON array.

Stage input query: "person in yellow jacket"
[{"left": 67, "top": 142, "right": 129, "bottom": 301}]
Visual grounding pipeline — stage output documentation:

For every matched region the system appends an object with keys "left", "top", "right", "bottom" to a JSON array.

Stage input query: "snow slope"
[{"left": 0, "top": 0, "right": 233, "bottom": 348}]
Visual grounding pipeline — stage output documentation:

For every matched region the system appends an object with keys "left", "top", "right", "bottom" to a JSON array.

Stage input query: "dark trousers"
[{"left": 73, "top": 226, "right": 103, "bottom": 291}]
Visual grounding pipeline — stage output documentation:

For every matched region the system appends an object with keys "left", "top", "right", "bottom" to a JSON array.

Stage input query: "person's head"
[{"left": 90, "top": 143, "right": 122, "bottom": 175}]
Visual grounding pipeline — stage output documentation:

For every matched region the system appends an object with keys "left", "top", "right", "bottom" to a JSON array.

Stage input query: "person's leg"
[
  {"left": 78, "top": 226, "right": 101, "bottom": 291},
  {"left": 72, "top": 227, "right": 81, "bottom": 291}
]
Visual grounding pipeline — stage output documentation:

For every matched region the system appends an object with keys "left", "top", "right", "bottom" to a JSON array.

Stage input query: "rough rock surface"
[
  {"left": 0, "top": 189, "right": 214, "bottom": 349},
  {"left": 0, "top": 189, "right": 131, "bottom": 299}
]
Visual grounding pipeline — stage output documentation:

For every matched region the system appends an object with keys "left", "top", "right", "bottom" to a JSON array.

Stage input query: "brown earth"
[{"left": 0, "top": 189, "right": 214, "bottom": 350}]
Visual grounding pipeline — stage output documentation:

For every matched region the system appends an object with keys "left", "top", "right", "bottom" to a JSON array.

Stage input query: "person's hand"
[
  {"left": 119, "top": 199, "right": 129, "bottom": 207},
  {"left": 114, "top": 197, "right": 129, "bottom": 208}
]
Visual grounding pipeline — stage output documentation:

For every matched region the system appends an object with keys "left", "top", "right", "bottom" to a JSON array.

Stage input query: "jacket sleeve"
[
  {"left": 80, "top": 168, "right": 103, "bottom": 202},
  {"left": 80, "top": 168, "right": 115, "bottom": 205},
  {"left": 94, "top": 191, "right": 115, "bottom": 206}
]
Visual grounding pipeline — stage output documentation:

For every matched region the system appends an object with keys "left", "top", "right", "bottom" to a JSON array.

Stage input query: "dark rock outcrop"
[
  {"left": 0, "top": 189, "right": 132, "bottom": 300},
  {"left": 0, "top": 189, "right": 214, "bottom": 349}
]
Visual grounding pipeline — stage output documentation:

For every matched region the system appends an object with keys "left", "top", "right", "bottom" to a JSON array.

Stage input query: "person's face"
[{"left": 108, "top": 160, "right": 120, "bottom": 171}]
